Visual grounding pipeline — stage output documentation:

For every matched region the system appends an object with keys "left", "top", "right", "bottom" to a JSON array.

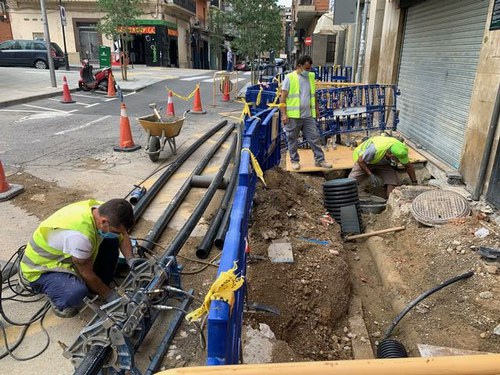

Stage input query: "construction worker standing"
[
  {"left": 19, "top": 198, "right": 142, "bottom": 318},
  {"left": 280, "top": 54, "right": 332, "bottom": 171},
  {"left": 349, "top": 135, "right": 418, "bottom": 197}
]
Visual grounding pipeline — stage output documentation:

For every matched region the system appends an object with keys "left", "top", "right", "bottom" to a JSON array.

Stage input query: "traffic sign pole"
[{"left": 59, "top": 0, "right": 70, "bottom": 71}]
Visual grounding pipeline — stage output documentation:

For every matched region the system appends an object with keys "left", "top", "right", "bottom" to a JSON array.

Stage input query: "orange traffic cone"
[
  {"left": 191, "top": 86, "right": 206, "bottom": 114},
  {"left": 0, "top": 160, "right": 24, "bottom": 202},
  {"left": 166, "top": 90, "right": 175, "bottom": 116},
  {"left": 113, "top": 103, "right": 141, "bottom": 152},
  {"left": 105, "top": 72, "right": 116, "bottom": 98},
  {"left": 60, "top": 76, "right": 75, "bottom": 104},
  {"left": 221, "top": 77, "right": 230, "bottom": 102}
]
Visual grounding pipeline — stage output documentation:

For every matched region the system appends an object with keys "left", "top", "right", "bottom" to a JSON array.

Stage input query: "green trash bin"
[{"left": 99, "top": 46, "right": 111, "bottom": 68}]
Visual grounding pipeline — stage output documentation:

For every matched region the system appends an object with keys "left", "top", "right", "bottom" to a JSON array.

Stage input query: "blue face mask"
[
  {"left": 300, "top": 70, "right": 310, "bottom": 77},
  {"left": 98, "top": 229, "right": 120, "bottom": 239}
]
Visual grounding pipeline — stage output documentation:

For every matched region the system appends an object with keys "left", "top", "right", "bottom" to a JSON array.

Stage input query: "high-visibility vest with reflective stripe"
[
  {"left": 285, "top": 71, "right": 316, "bottom": 118},
  {"left": 20, "top": 199, "right": 102, "bottom": 282},
  {"left": 353, "top": 136, "right": 405, "bottom": 164}
]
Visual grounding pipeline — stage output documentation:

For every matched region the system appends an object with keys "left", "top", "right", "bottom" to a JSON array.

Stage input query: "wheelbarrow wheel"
[{"left": 148, "top": 136, "right": 161, "bottom": 162}]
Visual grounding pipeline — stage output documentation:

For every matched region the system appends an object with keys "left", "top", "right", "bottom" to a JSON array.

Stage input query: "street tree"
[
  {"left": 208, "top": 6, "right": 227, "bottom": 71},
  {"left": 96, "top": 0, "right": 144, "bottom": 81},
  {"left": 225, "top": 0, "right": 283, "bottom": 83}
]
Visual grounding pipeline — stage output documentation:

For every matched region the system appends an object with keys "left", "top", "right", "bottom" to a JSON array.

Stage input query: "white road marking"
[
  {"left": 16, "top": 112, "right": 72, "bottom": 123},
  {"left": 54, "top": 115, "right": 111, "bottom": 135},
  {"left": 85, "top": 103, "right": 100, "bottom": 108},
  {"left": 23, "top": 104, "right": 70, "bottom": 113},
  {"left": 243, "top": 71, "right": 251, "bottom": 76},
  {"left": 124, "top": 91, "right": 137, "bottom": 97},
  {"left": 48, "top": 98, "right": 88, "bottom": 106},
  {"left": 104, "top": 97, "right": 117, "bottom": 102},
  {"left": 180, "top": 75, "right": 211, "bottom": 81},
  {"left": 0, "top": 109, "right": 46, "bottom": 113},
  {"left": 72, "top": 93, "right": 99, "bottom": 99},
  {"left": 202, "top": 78, "right": 246, "bottom": 83}
]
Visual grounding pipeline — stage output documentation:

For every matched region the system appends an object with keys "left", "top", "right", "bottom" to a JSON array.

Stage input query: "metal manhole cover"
[{"left": 411, "top": 190, "right": 470, "bottom": 226}]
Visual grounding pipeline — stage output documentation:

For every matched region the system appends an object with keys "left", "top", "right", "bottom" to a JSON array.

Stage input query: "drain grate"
[{"left": 411, "top": 190, "right": 471, "bottom": 226}]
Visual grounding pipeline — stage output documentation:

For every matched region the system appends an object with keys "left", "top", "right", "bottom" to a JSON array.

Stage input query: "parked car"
[
  {"left": 0, "top": 39, "right": 66, "bottom": 69},
  {"left": 235, "top": 60, "right": 251, "bottom": 71}
]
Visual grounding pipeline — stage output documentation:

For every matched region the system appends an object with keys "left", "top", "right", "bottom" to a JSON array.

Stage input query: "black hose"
[
  {"left": 141, "top": 124, "right": 235, "bottom": 254},
  {"left": 196, "top": 123, "right": 242, "bottom": 259},
  {"left": 383, "top": 270, "right": 474, "bottom": 340},
  {"left": 133, "top": 119, "right": 228, "bottom": 218},
  {"left": 214, "top": 208, "right": 232, "bottom": 249},
  {"left": 163, "top": 134, "right": 237, "bottom": 261}
]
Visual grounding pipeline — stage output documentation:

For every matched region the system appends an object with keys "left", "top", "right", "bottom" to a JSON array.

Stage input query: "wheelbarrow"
[{"left": 137, "top": 107, "right": 186, "bottom": 162}]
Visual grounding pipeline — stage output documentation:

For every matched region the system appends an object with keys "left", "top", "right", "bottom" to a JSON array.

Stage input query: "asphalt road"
[{"left": 0, "top": 70, "right": 248, "bottom": 168}]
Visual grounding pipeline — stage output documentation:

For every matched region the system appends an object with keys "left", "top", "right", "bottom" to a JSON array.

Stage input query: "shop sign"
[
  {"left": 167, "top": 29, "right": 178, "bottom": 37},
  {"left": 118, "top": 26, "right": 156, "bottom": 34}
]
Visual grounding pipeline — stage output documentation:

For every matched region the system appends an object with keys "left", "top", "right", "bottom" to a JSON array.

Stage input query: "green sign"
[{"left": 99, "top": 46, "right": 111, "bottom": 68}]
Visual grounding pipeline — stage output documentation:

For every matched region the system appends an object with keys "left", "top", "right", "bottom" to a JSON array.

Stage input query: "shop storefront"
[{"left": 123, "top": 20, "right": 179, "bottom": 67}]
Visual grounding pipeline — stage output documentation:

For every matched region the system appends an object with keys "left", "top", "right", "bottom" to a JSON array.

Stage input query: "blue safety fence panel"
[
  {"left": 313, "top": 66, "right": 352, "bottom": 82},
  {"left": 245, "top": 82, "right": 280, "bottom": 111},
  {"left": 206, "top": 107, "right": 281, "bottom": 365},
  {"left": 312, "top": 84, "right": 401, "bottom": 142}
]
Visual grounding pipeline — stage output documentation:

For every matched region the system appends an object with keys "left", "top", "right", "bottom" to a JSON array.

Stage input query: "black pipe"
[
  {"left": 472, "top": 83, "right": 500, "bottom": 200},
  {"left": 376, "top": 339, "right": 408, "bottom": 358},
  {"left": 134, "top": 119, "right": 228, "bottom": 218},
  {"left": 144, "top": 290, "right": 193, "bottom": 375},
  {"left": 197, "top": 124, "right": 242, "bottom": 258},
  {"left": 162, "top": 134, "right": 237, "bottom": 261},
  {"left": 191, "top": 175, "right": 229, "bottom": 189},
  {"left": 73, "top": 346, "right": 111, "bottom": 375},
  {"left": 142, "top": 124, "right": 235, "bottom": 254},
  {"left": 384, "top": 270, "right": 474, "bottom": 340}
]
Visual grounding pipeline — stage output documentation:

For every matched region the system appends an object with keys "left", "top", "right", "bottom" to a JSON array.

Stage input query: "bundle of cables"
[{"left": 0, "top": 245, "right": 51, "bottom": 361}]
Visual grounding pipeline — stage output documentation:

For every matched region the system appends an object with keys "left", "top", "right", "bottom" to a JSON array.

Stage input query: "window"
[
  {"left": 0, "top": 41, "right": 16, "bottom": 50},
  {"left": 34, "top": 42, "right": 46, "bottom": 50}
]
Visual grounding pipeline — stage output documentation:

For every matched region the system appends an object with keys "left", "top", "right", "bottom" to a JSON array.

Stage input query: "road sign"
[
  {"left": 304, "top": 37, "right": 312, "bottom": 46},
  {"left": 60, "top": 5, "right": 67, "bottom": 26}
]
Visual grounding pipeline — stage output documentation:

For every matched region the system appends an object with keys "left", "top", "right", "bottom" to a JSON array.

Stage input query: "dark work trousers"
[{"left": 30, "top": 238, "right": 119, "bottom": 310}]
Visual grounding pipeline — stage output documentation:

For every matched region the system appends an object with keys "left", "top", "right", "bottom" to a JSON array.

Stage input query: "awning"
[{"left": 313, "top": 13, "right": 345, "bottom": 35}]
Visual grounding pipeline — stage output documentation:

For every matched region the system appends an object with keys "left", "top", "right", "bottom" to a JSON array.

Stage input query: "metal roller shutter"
[{"left": 397, "top": 0, "right": 489, "bottom": 169}]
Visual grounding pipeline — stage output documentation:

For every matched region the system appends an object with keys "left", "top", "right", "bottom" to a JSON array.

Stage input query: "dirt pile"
[{"left": 245, "top": 167, "right": 352, "bottom": 362}]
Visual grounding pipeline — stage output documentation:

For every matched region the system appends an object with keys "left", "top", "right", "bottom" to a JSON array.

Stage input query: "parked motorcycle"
[{"left": 78, "top": 59, "right": 115, "bottom": 92}]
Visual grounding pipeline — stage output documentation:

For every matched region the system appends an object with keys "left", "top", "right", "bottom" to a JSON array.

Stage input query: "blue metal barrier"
[
  {"left": 245, "top": 82, "right": 279, "bottom": 110},
  {"left": 313, "top": 65, "right": 352, "bottom": 82},
  {"left": 206, "top": 108, "right": 281, "bottom": 365},
  {"left": 314, "top": 84, "right": 400, "bottom": 140}
]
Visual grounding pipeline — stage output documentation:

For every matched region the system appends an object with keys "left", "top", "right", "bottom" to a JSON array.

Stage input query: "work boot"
[
  {"left": 50, "top": 300, "right": 78, "bottom": 318},
  {"left": 315, "top": 161, "right": 333, "bottom": 168},
  {"left": 291, "top": 161, "right": 300, "bottom": 171}
]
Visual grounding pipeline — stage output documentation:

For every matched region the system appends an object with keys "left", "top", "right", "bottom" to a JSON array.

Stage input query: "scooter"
[{"left": 78, "top": 59, "right": 114, "bottom": 92}]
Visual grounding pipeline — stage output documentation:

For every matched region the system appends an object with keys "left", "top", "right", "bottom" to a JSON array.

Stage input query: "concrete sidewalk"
[{"left": 0, "top": 65, "right": 214, "bottom": 108}]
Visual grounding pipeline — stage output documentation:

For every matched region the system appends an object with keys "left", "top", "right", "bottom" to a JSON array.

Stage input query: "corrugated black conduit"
[{"left": 377, "top": 270, "right": 474, "bottom": 359}]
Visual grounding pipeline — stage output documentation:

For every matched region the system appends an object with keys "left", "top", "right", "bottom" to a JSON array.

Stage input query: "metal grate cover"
[{"left": 411, "top": 190, "right": 471, "bottom": 226}]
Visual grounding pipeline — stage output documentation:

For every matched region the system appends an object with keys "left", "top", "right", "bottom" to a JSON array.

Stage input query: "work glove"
[
  {"left": 127, "top": 257, "right": 147, "bottom": 271},
  {"left": 369, "top": 173, "right": 383, "bottom": 187},
  {"left": 105, "top": 290, "right": 121, "bottom": 303}
]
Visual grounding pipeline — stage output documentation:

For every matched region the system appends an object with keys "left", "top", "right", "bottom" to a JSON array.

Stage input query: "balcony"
[
  {"left": 210, "top": 0, "right": 219, "bottom": 7},
  {"left": 164, "top": 0, "right": 196, "bottom": 19},
  {"left": 295, "top": 0, "right": 319, "bottom": 29}
]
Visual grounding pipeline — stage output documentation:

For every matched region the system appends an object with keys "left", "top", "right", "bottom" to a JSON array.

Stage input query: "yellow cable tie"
[
  {"left": 185, "top": 262, "right": 244, "bottom": 322},
  {"left": 241, "top": 147, "right": 266, "bottom": 187}
]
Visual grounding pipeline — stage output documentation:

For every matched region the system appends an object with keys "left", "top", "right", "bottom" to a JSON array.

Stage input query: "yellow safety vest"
[
  {"left": 353, "top": 136, "right": 406, "bottom": 165},
  {"left": 285, "top": 71, "right": 316, "bottom": 118},
  {"left": 20, "top": 199, "right": 102, "bottom": 282}
]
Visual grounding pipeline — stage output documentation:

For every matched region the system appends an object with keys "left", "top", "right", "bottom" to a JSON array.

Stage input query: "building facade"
[
  {"left": 362, "top": 0, "right": 500, "bottom": 207},
  {"left": 5, "top": 0, "right": 198, "bottom": 68}
]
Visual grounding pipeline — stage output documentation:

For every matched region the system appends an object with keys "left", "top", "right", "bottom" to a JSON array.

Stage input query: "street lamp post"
[{"left": 59, "top": 0, "right": 70, "bottom": 71}]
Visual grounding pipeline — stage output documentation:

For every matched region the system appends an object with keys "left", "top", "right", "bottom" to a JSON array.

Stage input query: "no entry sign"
[{"left": 304, "top": 37, "right": 312, "bottom": 46}]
